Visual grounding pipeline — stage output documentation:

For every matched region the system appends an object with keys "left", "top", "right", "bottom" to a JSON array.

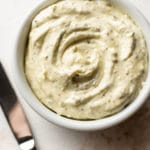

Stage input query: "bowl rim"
[{"left": 12, "top": 0, "right": 150, "bottom": 131}]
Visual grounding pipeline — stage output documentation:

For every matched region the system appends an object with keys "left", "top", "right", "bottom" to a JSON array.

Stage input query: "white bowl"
[{"left": 12, "top": 0, "right": 150, "bottom": 131}]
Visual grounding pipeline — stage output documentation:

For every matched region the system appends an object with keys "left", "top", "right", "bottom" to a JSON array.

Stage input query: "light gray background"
[{"left": 1, "top": 0, "right": 150, "bottom": 150}]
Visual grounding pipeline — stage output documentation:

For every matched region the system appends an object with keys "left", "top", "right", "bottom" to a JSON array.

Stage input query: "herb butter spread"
[{"left": 25, "top": 0, "right": 148, "bottom": 119}]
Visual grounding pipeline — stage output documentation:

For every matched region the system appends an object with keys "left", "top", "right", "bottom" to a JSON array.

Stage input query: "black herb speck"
[
  {"left": 113, "top": 60, "right": 118, "bottom": 63},
  {"left": 45, "top": 56, "right": 48, "bottom": 60},
  {"left": 87, "top": 40, "right": 90, "bottom": 44}
]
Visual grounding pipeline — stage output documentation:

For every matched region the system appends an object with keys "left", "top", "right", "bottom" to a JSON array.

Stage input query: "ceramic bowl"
[{"left": 12, "top": 0, "right": 150, "bottom": 131}]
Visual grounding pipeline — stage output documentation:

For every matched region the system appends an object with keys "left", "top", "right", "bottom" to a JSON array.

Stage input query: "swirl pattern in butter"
[{"left": 25, "top": 0, "right": 148, "bottom": 119}]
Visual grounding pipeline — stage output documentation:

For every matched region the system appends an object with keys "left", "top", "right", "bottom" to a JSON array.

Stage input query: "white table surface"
[{"left": 1, "top": 0, "right": 150, "bottom": 150}]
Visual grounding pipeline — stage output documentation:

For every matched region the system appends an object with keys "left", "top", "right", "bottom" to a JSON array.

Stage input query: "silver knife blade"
[{"left": 0, "top": 63, "right": 35, "bottom": 150}]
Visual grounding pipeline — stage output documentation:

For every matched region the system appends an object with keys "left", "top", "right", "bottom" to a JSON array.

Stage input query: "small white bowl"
[{"left": 12, "top": 0, "right": 150, "bottom": 131}]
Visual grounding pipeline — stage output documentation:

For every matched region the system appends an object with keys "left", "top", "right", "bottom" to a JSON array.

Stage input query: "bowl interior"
[{"left": 13, "top": 0, "right": 150, "bottom": 131}]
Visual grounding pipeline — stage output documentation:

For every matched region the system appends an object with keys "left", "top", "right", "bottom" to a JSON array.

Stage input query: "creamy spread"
[{"left": 25, "top": 0, "right": 148, "bottom": 119}]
